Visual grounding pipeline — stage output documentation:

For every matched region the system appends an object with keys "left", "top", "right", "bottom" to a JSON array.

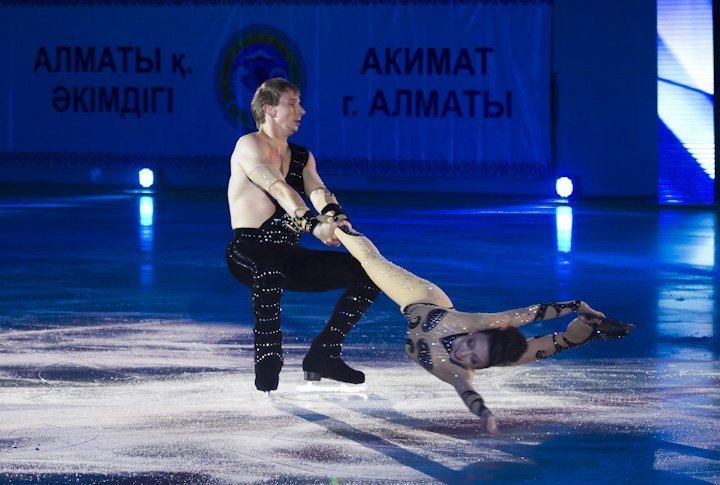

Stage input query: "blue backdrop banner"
[{"left": 0, "top": 2, "right": 552, "bottom": 180}]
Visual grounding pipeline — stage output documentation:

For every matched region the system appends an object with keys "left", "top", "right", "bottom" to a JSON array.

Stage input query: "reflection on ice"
[
  {"left": 657, "top": 211, "right": 716, "bottom": 343},
  {"left": 659, "top": 212, "right": 715, "bottom": 269},
  {"left": 555, "top": 205, "right": 573, "bottom": 254},
  {"left": 295, "top": 381, "right": 369, "bottom": 398},
  {"left": 138, "top": 196, "right": 154, "bottom": 228}
]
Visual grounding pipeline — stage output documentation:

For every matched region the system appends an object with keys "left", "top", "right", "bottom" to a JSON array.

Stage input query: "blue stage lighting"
[
  {"left": 555, "top": 206, "right": 573, "bottom": 253},
  {"left": 657, "top": 0, "right": 715, "bottom": 204},
  {"left": 139, "top": 196, "right": 154, "bottom": 227},
  {"left": 555, "top": 177, "right": 574, "bottom": 198},
  {"left": 138, "top": 168, "right": 154, "bottom": 188}
]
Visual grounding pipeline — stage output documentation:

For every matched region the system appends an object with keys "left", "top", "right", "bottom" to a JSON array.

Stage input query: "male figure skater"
[
  {"left": 225, "top": 78, "right": 379, "bottom": 392},
  {"left": 334, "top": 225, "right": 634, "bottom": 433}
]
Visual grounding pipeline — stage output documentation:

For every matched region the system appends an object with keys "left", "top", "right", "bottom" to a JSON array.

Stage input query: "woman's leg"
[
  {"left": 506, "top": 314, "right": 634, "bottom": 366},
  {"left": 283, "top": 247, "right": 380, "bottom": 383},
  {"left": 334, "top": 226, "right": 453, "bottom": 310}
]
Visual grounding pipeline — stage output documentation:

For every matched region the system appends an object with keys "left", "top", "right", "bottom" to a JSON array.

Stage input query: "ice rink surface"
[{"left": 0, "top": 189, "right": 718, "bottom": 483}]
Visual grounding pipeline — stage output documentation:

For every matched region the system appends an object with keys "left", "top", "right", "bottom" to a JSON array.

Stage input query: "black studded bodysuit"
[{"left": 225, "top": 142, "right": 380, "bottom": 370}]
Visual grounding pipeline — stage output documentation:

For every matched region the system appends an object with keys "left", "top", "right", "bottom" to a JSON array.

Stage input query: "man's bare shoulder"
[
  {"left": 231, "top": 132, "right": 266, "bottom": 167},
  {"left": 234, "top": 132, "right": 264, "bottom": 153}
]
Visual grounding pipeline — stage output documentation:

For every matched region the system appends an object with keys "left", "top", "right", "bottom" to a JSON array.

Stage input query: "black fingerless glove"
[{"left": 285, "top": 210, "right": 320, "bottom": 234}]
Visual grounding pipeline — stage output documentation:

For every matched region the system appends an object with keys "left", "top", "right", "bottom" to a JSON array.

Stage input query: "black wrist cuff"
[
  {"left": 321, "top": 203, "right": 349, "bottom": 222},
  {"left": 321, "top": 203, "right": 343, "bottom": 215}
]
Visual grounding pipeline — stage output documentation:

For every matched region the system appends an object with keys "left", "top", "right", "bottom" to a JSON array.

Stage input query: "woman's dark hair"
[{"left": 485, "top": 327, "right": 528, "bottom": 366}]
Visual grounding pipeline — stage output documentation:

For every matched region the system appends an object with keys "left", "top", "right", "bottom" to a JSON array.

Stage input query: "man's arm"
[
  {"left": 235, "top": 137, "right": 339, "bottom": 244},
  {"left": 303, "top": 151, "right": 350, "bottom": 225}
]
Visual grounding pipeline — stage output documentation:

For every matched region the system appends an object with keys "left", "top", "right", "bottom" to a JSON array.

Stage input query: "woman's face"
[{"left": 450, "top": 332, "right": 491, "bottom": 369}]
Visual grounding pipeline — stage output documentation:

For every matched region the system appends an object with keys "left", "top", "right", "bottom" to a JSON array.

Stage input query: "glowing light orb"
[
  {"left": 556, "top": 177, "right": 574, "bottom": 198},
  {"left": 138, "top": 168, "right": 154, "bottom": 188}
]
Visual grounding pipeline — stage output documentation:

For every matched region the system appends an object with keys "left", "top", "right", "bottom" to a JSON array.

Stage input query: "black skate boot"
[
  {"left": 255, "top": 356, "right": 282, "bottom": 392},
  {"left": 302, "top": 342, "right": 365, "bottom": 384},
  {"left": 585, "top": 316, "right": 635, "bottom": 340}
]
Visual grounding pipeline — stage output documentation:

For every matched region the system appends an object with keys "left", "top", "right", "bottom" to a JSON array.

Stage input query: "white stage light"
[
  {"left": 556, "top": 177, "right": 574, "bottom": 198},
  {"left": 138, "top": 168, "right": 154, "bottom": 188}
]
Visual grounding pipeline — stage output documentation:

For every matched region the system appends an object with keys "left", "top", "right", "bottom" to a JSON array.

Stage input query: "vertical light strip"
[
  {"left": 138, "top": 195, "right": 154, "bottom": 288},
  {"left": 555, "top": 205, "right": 573, "bottom": 253}
]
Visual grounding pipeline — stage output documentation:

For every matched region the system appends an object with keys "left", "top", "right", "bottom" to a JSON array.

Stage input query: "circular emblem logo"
[{"left": 215, "top": 25, "right": 306, "bottom": 132}]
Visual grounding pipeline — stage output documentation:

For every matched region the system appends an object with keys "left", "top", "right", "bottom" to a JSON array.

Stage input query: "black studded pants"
[{"left": 226, "top": 228, "right": 380, "bottom": 367}]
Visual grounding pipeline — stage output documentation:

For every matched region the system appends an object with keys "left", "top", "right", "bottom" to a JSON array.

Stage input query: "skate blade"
[{"left": 296, "top": 381, "right": 367, "bottom": 393}]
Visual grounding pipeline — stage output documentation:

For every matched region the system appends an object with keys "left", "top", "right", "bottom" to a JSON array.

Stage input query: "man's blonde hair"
[{"left": 250, "top": 78, "right": 300, "bottom": 128}]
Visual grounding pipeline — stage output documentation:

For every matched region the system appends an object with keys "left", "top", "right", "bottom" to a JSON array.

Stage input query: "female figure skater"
[{"left": 331, "top": 225, "right": 635, "bottom": 434}]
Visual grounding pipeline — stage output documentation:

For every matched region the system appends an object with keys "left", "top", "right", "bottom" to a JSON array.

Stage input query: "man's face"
[
  {"left": 268, "top": 90, "right": 305, "bottom": 134},
  {"left": 450, "top": 332, "right": 491, "bottom": 369}
]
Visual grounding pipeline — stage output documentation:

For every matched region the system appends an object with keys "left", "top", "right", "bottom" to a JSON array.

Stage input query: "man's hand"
[
  {"left": 312, "top": 220, "right": 341, "bottom": 246},
  {"left": 336, "top": 218, "right": 352, "bottom": 231}
]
